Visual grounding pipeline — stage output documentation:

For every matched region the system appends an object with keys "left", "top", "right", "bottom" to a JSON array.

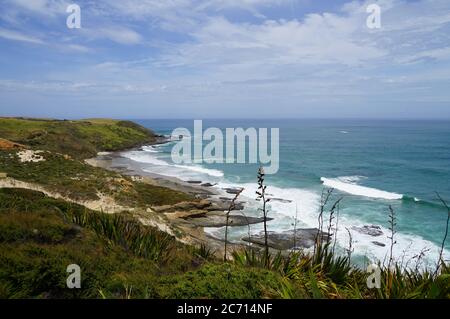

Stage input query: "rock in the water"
[
  {"left": 242, "top": 228, "right": 331, "bottom": 250},
  {"left": 372, "top": 241, "right": 386, "bottom": 247},
  {"left": 184, "top": 211, "right": 273, "bottom": 228},
  {"left": 201, "top": 182, "right": 216, "bottom": 187},
  {"left": 269, "top": 198, "right": 293, "bottom": 203},
  {"left": 187, "top": 180, "right": 202, "bottom": 184},
  {"left": 224, "top": 187, "right": 244, "bottom": 195},
  {"left": 352, "top": 225, "right": 383, "bottom": 237}
]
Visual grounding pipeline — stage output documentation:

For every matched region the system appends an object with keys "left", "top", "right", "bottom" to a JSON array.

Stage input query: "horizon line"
[{"left": 2, "top": 115, "right": 450, "bottom": 121}]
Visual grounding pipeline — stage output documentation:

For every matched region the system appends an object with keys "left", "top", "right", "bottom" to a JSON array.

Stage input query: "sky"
[{"left": 0, "top": 0, "right": 450, "bottom": 119}]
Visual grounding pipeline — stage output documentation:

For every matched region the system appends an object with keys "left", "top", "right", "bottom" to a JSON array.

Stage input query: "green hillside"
[{"left": 0, "top": 118, "right": 156, "bottom": 159}]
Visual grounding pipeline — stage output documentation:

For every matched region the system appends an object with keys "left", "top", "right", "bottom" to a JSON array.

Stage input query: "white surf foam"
[
  {"left": 208, "top": 180, "right": 446, "bottom": 269},
  {"left": 123, "top": 149, "right": 446, "bottom": 269},
  {"left": 123, "top": 150, "right": 224, "bottom": 179},
  {"left": 124, "top": 151, "right": 170, "bottom": 166},
  {"left": 141, "top": 146, "right": 159, "bottom": 153},
  {"left": 321, "top": 177, "right": 403, "bottom": 200},
  {"left": 173, "top": 164, "right": 224, "bottom": 177}
]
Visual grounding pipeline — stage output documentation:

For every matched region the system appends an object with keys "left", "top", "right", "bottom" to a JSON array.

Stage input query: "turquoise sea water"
[{"left": 127, "top": 119, "right": 450, "bottom": 267}]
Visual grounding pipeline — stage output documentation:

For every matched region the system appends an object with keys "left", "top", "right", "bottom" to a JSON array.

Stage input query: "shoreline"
[
  {"left": 84, "top": 139, "right": 449, "bottom": 268},
  {"left": 86, "top": 146, "right": 254, "bottom": 255},
  {"left": 85, "top": 143, "right": 334, "bottom": 256}
]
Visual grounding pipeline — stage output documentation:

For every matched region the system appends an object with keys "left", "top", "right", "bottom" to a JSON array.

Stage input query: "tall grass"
[
  {"left": 65, "top": 209, "right": 176, "bottom": 263},
  {"left": 387, "top": 205, "right": 397, "bottom": 269},
  {"left": 224, "top": 188, "right": 244, "bottom": 261},
  {"left": 256, "top": 167, "right": 270, "bottom": 268},
  {"left": 435, "top": 193, "right": 450, "bottom": 276}
]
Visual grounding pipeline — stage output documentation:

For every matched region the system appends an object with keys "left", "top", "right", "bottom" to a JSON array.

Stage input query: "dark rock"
[
  {"left": 223, "top": 187, "right": 244, "bottom": 195},
  {"left": 372, "top": 241, "right": 386, "bottom": 247},
  {"left": 352, "top": 225, "right": 383, "bottom": 237},
  {"left": 184, "top": 212, "right": 273, "bottom": 228},
  {"left": 242, "top": 228, "right": 331, "bottom": 250},
  {"left": 201, "top": 182, "right": 217, "bottom": 187},
  {"left": 270, "top": 198, "right": 293, "bottom": 203},
  {"left": 187, "top": 180, "right": 202, "bottom": 184}
]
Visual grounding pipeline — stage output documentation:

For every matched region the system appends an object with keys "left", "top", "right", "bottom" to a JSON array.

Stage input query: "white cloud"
[
  {"left": 157, "top": 13, "right": 385, "bottom": 70},
  {"left": 398, "top": 47, "right": 450, "bottom": 64},
  {"left": 63, "top": 44, "right": 92, "bottom": 53},
  {"left": 83, "top": 26, "right": 143, "bottom": 45},
  {"left": 0, "top": 28, "right": 44, "bottom": 44},
  {"left": 1, "top": 0, "right": 450, "bottom": 115},
  {"left": 0, "top": 79, "right": 167, "bottom": 95},
  {"left": 98, "top": 27, "right": 142, "bottom": 44},
  {"left": 197, "top": 0, "right": 295, "bottom": 13},
  {"left": 7, "top": 0, "right": 70, "bottom": 15}
]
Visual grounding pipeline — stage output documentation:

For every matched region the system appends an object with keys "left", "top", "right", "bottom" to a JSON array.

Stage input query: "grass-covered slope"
[
  {"left": 0, "top": 117, "right": 192, "bottom": 206},
  {"left": 0, "top": 188, "right": 284, "bottom": 299},
  {"left": 0, "top": 149, "right": 193, "bottom": 205},
  {"left": 0, "top": 117, "right": 156, "bottom": 159}
]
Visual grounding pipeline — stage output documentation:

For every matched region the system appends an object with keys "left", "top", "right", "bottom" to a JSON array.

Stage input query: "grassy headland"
[
  {"left": 0, "top": 117, "right": 156, "bottom": 159},
  {"left": 0, "top": 118, "right": 192, "bottom": 206}
]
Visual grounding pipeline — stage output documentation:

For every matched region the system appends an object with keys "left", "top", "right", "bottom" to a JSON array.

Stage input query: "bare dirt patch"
[{"left": 0, "top": 138, "right": 24, "bottom": 150}]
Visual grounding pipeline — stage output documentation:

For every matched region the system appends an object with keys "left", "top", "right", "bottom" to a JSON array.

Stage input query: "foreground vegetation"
[
  {"left": 0, "top": 188, "right": 448, "bottom": 299},
  {"left": 0, "top": 188, "right": 285, "bottom": 299}
]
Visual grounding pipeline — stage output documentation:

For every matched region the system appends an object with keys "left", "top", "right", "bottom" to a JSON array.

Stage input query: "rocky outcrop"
[
  {"left": 206, "top": 200, "right": 245, "bottom": 211},
  {"left": 168, "top": 210, "right": 209, "bottom": 219},
  {"left": 242, "top": 228, "right": 332, "bottom": 250},
  {"left": 183, "top": 211, "right": 273, "bottom": 228},
  {"left": 153, "top": 199, "right": 212, "bottom": 213}
]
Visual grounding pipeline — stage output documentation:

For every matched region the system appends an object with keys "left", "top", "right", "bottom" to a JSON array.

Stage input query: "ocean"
[{"left": 125, "top": 119, "right": 450, "bottom": 268}]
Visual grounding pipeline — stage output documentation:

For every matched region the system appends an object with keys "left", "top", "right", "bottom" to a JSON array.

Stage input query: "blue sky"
[{"left": 0, "top": 0, "right": 450, "bottom": 119}]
